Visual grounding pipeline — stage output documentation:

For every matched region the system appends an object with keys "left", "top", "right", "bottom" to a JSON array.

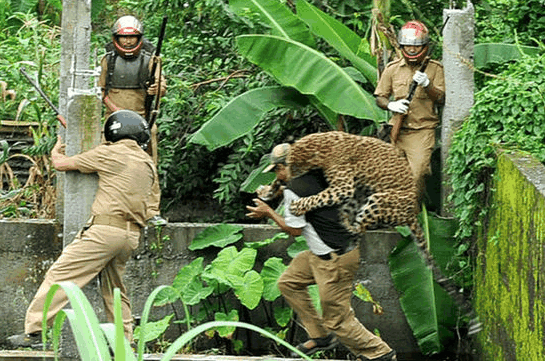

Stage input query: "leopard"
[{"left": 283, "top": 131, "right": 480, "bottom": 334}]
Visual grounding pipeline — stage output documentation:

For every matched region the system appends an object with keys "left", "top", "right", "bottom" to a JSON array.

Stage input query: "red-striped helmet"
[
  {"left": 111, "top": 16, "right": 144, "bottom": 58},
  {"left": 398, "top": 20, "right": 430, "bottom": 63}
]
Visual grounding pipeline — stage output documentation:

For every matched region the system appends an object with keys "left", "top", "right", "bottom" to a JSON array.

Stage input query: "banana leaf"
[
  {"left": 188, "top": 86, "right": 308, "bottom": 150},
  {"left": 389, "top": 213, "right": 459, "bottom": 355},
  {"left": 474, "top": 43, "right": 541, "bottom": 68},
  {"left": 236, "top": 34, "right": 385, "bottom": 121},
  {"left": 240, "top": 154, "right": 277, "bottom": 193},
  {"left": 228, "top": 0, "right": 315, "bottom": 47},
  {"left": 296, "top": 0, "right": 377, "bottom": 85}
]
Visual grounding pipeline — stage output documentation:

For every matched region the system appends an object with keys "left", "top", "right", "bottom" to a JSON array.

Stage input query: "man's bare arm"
[
  {"left": 51, "top": 135, "right": 77, "bottom": 171},
  {"left": 246, "top": 198, "right": 302, "bottom": 237}
]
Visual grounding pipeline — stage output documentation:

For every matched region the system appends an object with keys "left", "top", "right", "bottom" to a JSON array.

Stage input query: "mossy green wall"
[{"left": 475, "top": 151, "right": 545, "bottom": 360}]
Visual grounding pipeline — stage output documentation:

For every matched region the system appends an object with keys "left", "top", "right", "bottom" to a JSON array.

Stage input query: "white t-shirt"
[{"left": 283, "top": 189, "right": 335, "bottom": 256}]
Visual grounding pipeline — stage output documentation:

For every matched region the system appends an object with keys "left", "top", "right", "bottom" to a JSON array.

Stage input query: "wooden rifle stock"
[{"left": 389, "top": 54, "right": 432, "bottom": 144}]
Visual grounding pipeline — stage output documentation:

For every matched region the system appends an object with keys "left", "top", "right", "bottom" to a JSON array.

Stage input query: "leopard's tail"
[{"left": 409, "top": 220, "right": 482, "bottom": 335}]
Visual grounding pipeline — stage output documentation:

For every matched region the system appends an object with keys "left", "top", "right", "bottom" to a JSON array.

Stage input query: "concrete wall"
[
  {"left": 475, "top": 151, "right": 545, "bottom": 361},
  {"left": 0, "top": 220, "right": 422, "bottom": 355}
]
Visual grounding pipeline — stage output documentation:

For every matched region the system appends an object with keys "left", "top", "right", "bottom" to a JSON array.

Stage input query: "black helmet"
[{"left": 104, "top": 110, "right": 150, "bottom": 148}]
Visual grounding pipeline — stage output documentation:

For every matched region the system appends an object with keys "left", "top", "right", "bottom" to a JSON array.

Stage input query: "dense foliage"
[
  {"left": 446, "top": 53, "right": 545, "bottom": 240},
  {"left": 1, "top": 0, "right": 544, "bottom": 227}
]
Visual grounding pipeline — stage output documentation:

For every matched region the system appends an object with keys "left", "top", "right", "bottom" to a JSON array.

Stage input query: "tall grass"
[{"left": 43, "top": 281, "right": 312, "bottom": 361}]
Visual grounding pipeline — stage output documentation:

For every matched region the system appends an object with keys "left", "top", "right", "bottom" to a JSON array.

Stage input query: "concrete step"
[{"left": 0, "top": 350, "right": 343, "bottom": 361}]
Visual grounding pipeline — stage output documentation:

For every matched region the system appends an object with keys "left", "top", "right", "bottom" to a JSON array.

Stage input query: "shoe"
[
  {"left": 356, "top": 350, "right": 397, "bottom": 361},
  {"left": 147, "top": 215, "right": 167, "bottom": 227},
  {"left": 290, "top": 333, "right": 338, "bottom": 358},
  {"left": 7, "top": 332, "right": 44, "bottom": 349}
]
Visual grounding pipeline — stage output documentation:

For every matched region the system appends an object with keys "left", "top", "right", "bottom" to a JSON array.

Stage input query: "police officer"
[
  {"left": 98, "top": 15, "right": 167, "bottom": 226},
  {"left": 7, "top": 110, "right": 156, "bottom": 348},
  {"left": 374, "top": 20, "right": 445, "bottom": 202}
]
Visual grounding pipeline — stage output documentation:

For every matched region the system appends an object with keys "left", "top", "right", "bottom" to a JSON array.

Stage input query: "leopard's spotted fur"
[{"left": 287, "top": 131, "right": 478, "bottom": 330}]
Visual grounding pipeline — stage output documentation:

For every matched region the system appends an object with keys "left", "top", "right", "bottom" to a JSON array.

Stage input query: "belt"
[
  {"left": 92, "top": 215, "right": 141, "bottom": 232},
  {"left": 317, "top": 242, "right": 358, "bottom": 261}
]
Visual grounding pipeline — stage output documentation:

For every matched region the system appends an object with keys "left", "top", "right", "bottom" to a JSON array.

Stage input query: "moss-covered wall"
[{"left": 475, "top": 151, "right": 545, "bottom": 360}]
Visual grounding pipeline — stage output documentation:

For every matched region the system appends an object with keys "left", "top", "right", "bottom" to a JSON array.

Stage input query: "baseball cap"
[{"left": 263, "top": 143, "right": 290, "bottom": 172}]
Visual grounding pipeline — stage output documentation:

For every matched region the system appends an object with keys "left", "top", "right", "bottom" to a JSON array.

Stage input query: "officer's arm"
[{"left": 51, "top": 136, "right": 77, "bottom": 171}]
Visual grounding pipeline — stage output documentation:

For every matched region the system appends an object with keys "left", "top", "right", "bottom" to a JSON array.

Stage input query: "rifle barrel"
[{"left": 20, "top": 67, "right": 66, "bottom": 128}]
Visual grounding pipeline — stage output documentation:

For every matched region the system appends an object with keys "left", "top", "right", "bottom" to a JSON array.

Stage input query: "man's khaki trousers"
[
  {"left": 278, "top": 248, "right": 393, "bottom": 359},
  {"left": 24, "top": 224, "right": 140, "bottom": 341}
]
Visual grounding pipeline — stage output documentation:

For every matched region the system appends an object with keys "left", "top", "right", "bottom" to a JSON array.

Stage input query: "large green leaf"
[
  {"left": 261, "top": 257, "right": 288, "bottom": 301},
  {"left": 188, "top": 224, "right": 244, "bottom": 250},
  {"left": 133, "top": 314, "right": 174, "bottom": 343},
  {"left": 212, "top": 310, "right": 239, "bottom": 338},
  {"left": 240, "top": 154, "right": 277, "bottom": 193},
  {"left": 210, "top": 246, "right": 258, "bottom": 277},
  {"left": 236, "top": 34, "right": 385, "bottom": 121},
  {"left": 228, "top": 270, "right": 264, "bottom": 309},
  {"left": 389, "top": 213, "right": 459, "bottom": 355},
  {"left": 296, "top": 0, "right": 377, "bottom": 85},
  {"left": 228, "top": 0, "right": 315, "bottom": 47},
  {"left": 44, "top": 282, "right": 111, "bottom": 361},
  {"left": 188, "top": 86, "right": 308, "bottom": 150},
  {"left": 474, "top": 43, "right": 541, "bottom": 68}
]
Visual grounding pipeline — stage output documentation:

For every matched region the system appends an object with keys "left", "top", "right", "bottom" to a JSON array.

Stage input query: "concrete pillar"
[
  {"left": 59, "top": 0, "right": 101, "bottom": 244},
  {"left": 58, "top": 1, "right": 102, "bottom": 357},
  {"left": 440, "top": 1, "right": 475, "bottom": 216}
]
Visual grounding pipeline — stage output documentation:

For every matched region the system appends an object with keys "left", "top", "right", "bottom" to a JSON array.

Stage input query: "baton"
[{"left": 20, "top": 67, "right": 67, "bottom": 128}]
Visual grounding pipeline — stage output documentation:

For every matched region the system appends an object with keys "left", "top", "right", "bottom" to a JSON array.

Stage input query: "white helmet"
[
  {"left": 111, "top": 15, "right": 144, "bottom": 58},
  {"left": 398, "top": 20, "right": 430, "bottom": 63}
]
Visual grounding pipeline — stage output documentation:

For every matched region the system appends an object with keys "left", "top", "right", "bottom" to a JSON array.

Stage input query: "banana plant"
[
  {"left": 189, "top": 0, "right": 386, "bottom": 151},
  {"left": 388, "top": 206, "right": 461, "bottom": 355}
]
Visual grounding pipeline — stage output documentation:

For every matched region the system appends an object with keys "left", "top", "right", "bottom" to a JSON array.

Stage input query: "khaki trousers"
[
  {"left": 25, "top": 224, "right": 140, "bottom": 341},
  {"left": 278, "top": 248, "right": 392, "bottom": 359},
  {"left": 395, "top": 128, "right": 435, "bottom": 202}
]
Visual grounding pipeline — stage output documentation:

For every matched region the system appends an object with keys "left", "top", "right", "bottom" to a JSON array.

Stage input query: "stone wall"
[
  {"left": 475, "top": 151, "right": 545, "bottom": 360},
  {"left": 0, "top": 220, "right": 420, "bottom": 356}
]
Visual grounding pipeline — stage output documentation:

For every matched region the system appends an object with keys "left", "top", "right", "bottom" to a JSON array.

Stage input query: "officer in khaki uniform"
[
  {"left": 374, "top": 20, "right": 445, "bottom": 201},
  {"left": 8, "top": 110, "right": 155, "bottom": 348},
  {"left": 98, "top": 15, "right": 167, "bottom": 226}
]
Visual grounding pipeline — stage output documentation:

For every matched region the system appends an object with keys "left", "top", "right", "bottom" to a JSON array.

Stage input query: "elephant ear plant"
[
  {"left": 42, "top": 280, "right": 314, "bottom": 361},
  {"left": 150, "top": 223, "right": 302, "bottom": 354}
]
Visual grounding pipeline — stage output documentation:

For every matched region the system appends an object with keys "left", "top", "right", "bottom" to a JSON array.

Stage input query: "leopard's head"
[{"left": 286, "top": 135, "right": 326, "bottom": 177}]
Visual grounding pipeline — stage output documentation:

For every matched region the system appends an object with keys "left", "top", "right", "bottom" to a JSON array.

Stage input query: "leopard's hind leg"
[{"left": 340, "top": 192, "right": 481, "bottom": 334}]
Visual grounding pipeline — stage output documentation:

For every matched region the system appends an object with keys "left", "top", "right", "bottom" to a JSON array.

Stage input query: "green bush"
[{"left": 446, "top": 53, "right": 545, "bottom": 241}]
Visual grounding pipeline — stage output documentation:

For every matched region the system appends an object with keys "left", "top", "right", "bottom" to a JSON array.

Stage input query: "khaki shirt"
[
  {"left": 374, "top": 58, "right": 445, "bottom": 129},
  {"left": 71, "top": 139, "right": 156, "bottom": 227},
  {"left": 98, "top": 55, "right": 166, "bottom": 118}
]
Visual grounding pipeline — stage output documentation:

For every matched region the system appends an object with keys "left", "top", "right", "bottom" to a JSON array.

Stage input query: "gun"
[
  {"left": 389, "top": 45, "right": 434, "bottom": 144},
  {"left": 20, "top": 67, "right": 67, "bottom": 128},
  {"left": 145, "top": 15, "right": 168, "bottom": 128}
]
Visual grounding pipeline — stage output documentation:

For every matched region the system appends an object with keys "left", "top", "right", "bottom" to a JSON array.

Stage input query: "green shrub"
[{"left": 447, "top": 53, "right": 545, "bottom": 241}]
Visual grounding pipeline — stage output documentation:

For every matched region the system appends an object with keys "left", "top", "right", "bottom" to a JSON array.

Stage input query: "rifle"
[
  {"left": 145, "top": 15, "right": 168, "bottom": 128},
  {"left": 19, "top": 67, "right": 67, "bottom": 128},
  {"left": 389, "top": 45, "right": 434, "bottom": 144}
]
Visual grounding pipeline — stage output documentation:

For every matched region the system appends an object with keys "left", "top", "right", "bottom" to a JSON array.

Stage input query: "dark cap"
[{"left": 263, "top": 143, "right": 290, "bottom": 172}]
